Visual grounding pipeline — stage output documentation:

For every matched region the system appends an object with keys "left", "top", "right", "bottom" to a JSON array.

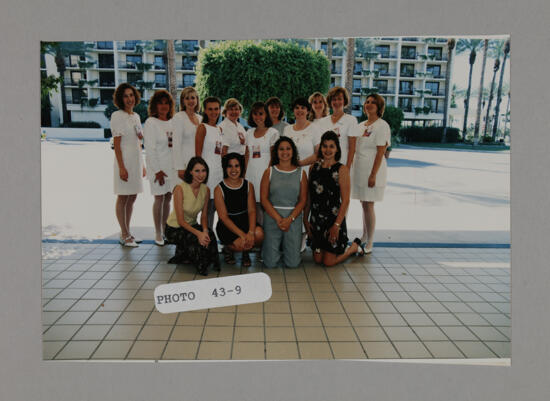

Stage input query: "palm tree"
[
  {"left": 344, "top": 37, "right": 355, "bottom": 113},
  {"left": 41, "top": 41, "right": 91, "bottom": 124},
  {"left": 165, "top": 40, "right": 177, "bottom": 103},
  {"left": 473, "top": 39, "right": 489, "bottom": 143},
  {"left": 483, "top": 39, "right": 505, "bottom": 137},
  {"left": 456, "top": 39, "right": 482, "bottom": 139},
  {"left": 442, "top": 38, "right": 455, "bottom": 143},
  {"left": 492, "top": 39, "right": 510, "bottom": 141}
]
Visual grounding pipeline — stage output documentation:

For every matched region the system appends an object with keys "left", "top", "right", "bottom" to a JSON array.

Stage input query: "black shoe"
[
  {"left": 168, "top": 255, "right": 185, "bottom": 264},
  {"left": 242, "top": 251, "right": 251, "bottom": 267},
  {"left": 223, "top": 247, "right": 236, "bottom": 264},
  {"left": 198, "top": 265, "right": 209, "bottom": 276}
]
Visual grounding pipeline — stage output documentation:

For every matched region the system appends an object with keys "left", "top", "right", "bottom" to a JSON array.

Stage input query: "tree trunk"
[
  {"left": 483, "top": 58, "right": 499, "bottom": 137},
  {"left": 344, "top": 38, "right": 355, "bottom": 114},
  {"left": 442, "top": 39, "right": 455, "bottom": 143},
  {"left": 492, "top": 40, "right": 510, "bottom": 141},
  {"left": 462, "top": 49, "right": 476, "bottom": 140},
  {"left": 54, "top": 52, "right": 69, "bottom": 124},
  {"left": 165, "top": 40, "right": 177, "bottom": 104},
  {"left": 474, "top": 40, "right": 488, "bottom": 143}
]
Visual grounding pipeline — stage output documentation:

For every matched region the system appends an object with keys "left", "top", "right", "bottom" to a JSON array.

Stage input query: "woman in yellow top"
[{"left": 165, "top": 156, "right": 220, "bottom": 275}]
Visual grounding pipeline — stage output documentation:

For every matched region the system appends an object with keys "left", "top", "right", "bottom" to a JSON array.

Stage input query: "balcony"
[
  {"left": 175, "top": 41, "right": 199, "bottom": 53},
  {"left": 400, "top": 70, "right": 415, "bottom": 78},
  {"left": 117, "top": 41, "right": 139, "bottom": 51},
  {"left": 95, "top": 41, "right": 114, "bottom": 50},
  {"left": 402, "top": 37, "right": 419, "bottom": 42},
  {"left": 399, "top": 105, "right": 413, "bottom": 112},
  {"left": 426, "top": 90, "right": 445, "bottom": 97},
  {"left": 378, "top": 52, "right": 397, "bottom": 59},
  {"left": 375, "top": 87, "right": 396, "bottom": 95},
  {"left": 380, "top": 37, "right": 398, "bottom": 41},
  {"left": 401, "top": 53, "right": 417, "bottom": 60},
  {"left": 98, "top": 80, "right": 116, "bottom": 88},
  {"left": 153, "top": 64, "right": 166, "bottom": 70},
  {"left": 331, "top": 68, "right": 342, "bottom": 74},
  {"left": 154, "top": 81, "right": 167, "bottom": 88},
  {"left": 426, "top": 54, "right": 448, "bottom": 61},
  {"left": 399, "top": 89, "right": 415, "bottom": 95},
  {"left": 118, "top": 61, "right": 138, "bottom": 69},
  {"left": 177, "top": 63, "right": 196, "bottom": 71},
  {"left": 98, "top": 62, "right": 114, "bottom": 69}
]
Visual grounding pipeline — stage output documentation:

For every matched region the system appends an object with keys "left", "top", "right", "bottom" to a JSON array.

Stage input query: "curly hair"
[{"left": 113, "top": 83, "right": 141, "bottom": 110}]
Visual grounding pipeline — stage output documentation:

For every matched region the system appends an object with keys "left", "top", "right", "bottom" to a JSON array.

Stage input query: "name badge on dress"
[
  {"left": 215, "top": 141, "right": 222, "bottom": 154},
  {"left": 363, "top": 127, "right": 372, "bottom": 137},
  {"left": 252, "top": 145, "right": 261, "bottom": 158},
  {"left": 166, "top": 131, "right": 173, "bottom": 147},
  {"left": 334, "top": 127, "right": 341, "bottom": 137},
  {"left": 134, "top": 124, "right": 143, "bottom": 139}
]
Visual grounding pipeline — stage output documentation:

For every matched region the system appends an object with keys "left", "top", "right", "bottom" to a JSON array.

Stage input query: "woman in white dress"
[
  {"left": 220, "top": 98, "right": 246, "bottom": 156},
  {"left": 265, "top": 96, "right": 289, "bottom": 136},
  {"left": 143, "top": 90, "right": 176, "bottom": 246},
  {"left": 111, "top": 83, "right": 145, "bottom": 247},
  {"left": 283, "top": 97, "right": 322, "bottom": 176},
  {"left": 352, "top": 94, "right": 391, "bottom": 254},
  {"left": 308, "top": 91, "right": 329, "bottom": 124},
  {"left": 244, "top": 101, "right": 280, "bottom": 225},
  {"left": 195, "top": 96, "right": 223, "bottom": 230},
  {"left": 318, "top": 87, "right": 358, "bottom": 169},
  {"left": 172, "top": 86, "right": 202, "bottom": 182}
]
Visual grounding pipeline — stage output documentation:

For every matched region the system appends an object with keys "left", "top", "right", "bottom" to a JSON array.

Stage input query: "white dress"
[
  {"left": 200, "top": 124, "right": 224, "bottom": 199},
  {"left": 172, "top": 111, "right": 202, "bottom": 174},
  {"left": 219, "top": 118, "right": 246, "bottom": 155},
  {"left": 143, "top": 117, "right": 177, "bottom": 195},
  {"left": 110, "top": 110, "right": 144, "bottom": 195},
  {"left": 351, "top": 118, "right": 391, "bottom": 202},
  {"left": 317, "top": 113, "right": 358, "bottom": 165},
  {"left": 245, "top": 127, "right": 280, "bottom": 201},
  {"left": 283, "top": 123, "right": 322, "bottom": 177}
]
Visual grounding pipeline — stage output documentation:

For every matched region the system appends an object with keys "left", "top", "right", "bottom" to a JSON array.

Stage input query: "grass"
[{"left": 401, "top": 142, "right": 510, "bottom": 151}]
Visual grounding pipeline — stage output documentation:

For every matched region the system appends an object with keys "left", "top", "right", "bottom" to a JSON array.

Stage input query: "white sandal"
[{"left": 120, "top": 235, "right": 138, "bottom": 247}]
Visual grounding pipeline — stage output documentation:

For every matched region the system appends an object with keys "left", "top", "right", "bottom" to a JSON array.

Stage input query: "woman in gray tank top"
[{"left": 260, "top": 137, "right": 308, "bottom": 268}]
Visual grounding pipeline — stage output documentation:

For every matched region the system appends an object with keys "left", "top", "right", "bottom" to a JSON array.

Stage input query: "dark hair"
[
  {"left": 317, "top": 131, "right": 342, "bottom": 161},
  {"left": 183, "top": 156, "right": 209, "bottom": 184},
  {"left": 148, "top": 89, "right": 175, "bottom": 119},
  {"left": 113, "top": 83, "right": 141, "bottom": 110},
  {"left": 247, "top": 102, "right": 273, "bottom": 128},
  {"left": 222, "top": 152, "right": 245, "bottom": 178},
  {"left": 326, "top": 86, "right": 350, "bottom": 107},
  {"left": 291, "top": 97, "right": 311, "bottom": 112},
  {"left": 271, "top": 136, "right": 299, "bottom": 167},
  {"left": 265, "top": 96, "right": 285, "bottom": 120},
  {"left": 202, "top": 96, "right": 221, "bottom": 124}
]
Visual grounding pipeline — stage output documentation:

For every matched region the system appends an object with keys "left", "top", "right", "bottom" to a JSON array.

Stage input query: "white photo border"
[{"left": 1, "top": 0, "right": 548, "bottom": 399}]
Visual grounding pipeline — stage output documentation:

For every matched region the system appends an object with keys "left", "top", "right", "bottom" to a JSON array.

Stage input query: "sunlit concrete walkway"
[{"left": 42, "top": 242, "right": 510, "bottom": 360}]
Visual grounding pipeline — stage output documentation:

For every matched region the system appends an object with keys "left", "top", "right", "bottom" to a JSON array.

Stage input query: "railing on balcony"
[
  {"left": 399, "top": 89, "right": 415, "bottom": 95},
  {"left": 98, "top": 62, "right": 114, "bottom": 69},
  {"left": 378, "top": 52, "right": 397, "bottom": 59},
  {"left": 377, "top": 69, "right": 396, "bottom": 77},
  {"left": 153, "top": 63, "right": 166, "bottom": 70},
  {"left": 380, "top": 37, "right": 398, "bottom": 41},
  {"left": 401, "top": 53, "right": 417, "bottom": 60},
  {"left": 331, "top": 68, "right": 342, "bottom": 74},
  {"left": 402, "top": 37, "right": 419, "bottom": 42},
  {"left": 154, "top": 81, "right": 167, "bottom": 88},
  {"left": 400, "top": 70, "right": 415, "bottom": 77},
  {"left": 99, "top": 80, "right": 115, "bottom": 87},
  {"left": 117, "top": 41, "right": 139, "bottom": 51},
  {"left": 95, "top": 41, "right": 113, "bottom": 50},
  {"left": 375, "top": 87, "right": 396, "bottom": 94},
  {"left": 399, "top": 105, "right": 413, "bottom": 112},
  {"left": 425, "top": 90, "right": 445, "bottom": 96},
  {"left": 177, "top": 63, "right": 196, "bottom": 71},
  {"left": 118, "top": 61, "right": 138, "bottom": 69}
]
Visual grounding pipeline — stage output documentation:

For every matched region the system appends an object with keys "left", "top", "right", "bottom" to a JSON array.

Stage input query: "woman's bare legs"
[
  {"left": 322, "top": 241, "right": 359, "bottom": 267},
  {"left": 361, "top": 201, "right": 376, "bottom": 249},
  {"left": 116, "top": 194, "right": 137, "bottom": 240},
  {"left": 153, "top": 193, "right": 171, "bottom": 242}
]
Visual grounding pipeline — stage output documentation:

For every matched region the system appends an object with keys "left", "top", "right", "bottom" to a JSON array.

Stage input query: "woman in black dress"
[
  {"left": 214, "top": 153, "right": 264, "bottom": 267},
  {"left": 305, "top": 131, "right": 363, "bottom": 267}
]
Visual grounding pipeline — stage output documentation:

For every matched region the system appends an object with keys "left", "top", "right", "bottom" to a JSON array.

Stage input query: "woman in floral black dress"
[{"left": 305, "top": 131, "right": 363, "bottom": 267}]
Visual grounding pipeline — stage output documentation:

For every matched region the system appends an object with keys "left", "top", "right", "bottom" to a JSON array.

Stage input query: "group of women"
[{"left": 111, "top": 83, "right": 391, "bottom": 275}]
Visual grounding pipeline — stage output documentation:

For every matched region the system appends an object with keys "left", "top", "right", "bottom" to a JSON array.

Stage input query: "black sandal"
[
  {"left": 242, "top": 251, "right": 251, "bottom": 267},
  {"left": 223, "top": 247, "right": 236, "bottom": 265},
  {"left": 353, "top": 238, "right": 366, "bottom": 256}
]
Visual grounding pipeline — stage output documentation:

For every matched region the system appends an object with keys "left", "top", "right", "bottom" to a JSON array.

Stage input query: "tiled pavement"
[{"left": 42, "top": 243, "right": 510, "bottom": 360}]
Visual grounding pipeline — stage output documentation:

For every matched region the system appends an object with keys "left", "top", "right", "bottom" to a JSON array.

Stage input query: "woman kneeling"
[
  {"left": 214, "top": 153, "right": 264, "bottom": 267},
  {"left": 305, "top": 131, "right": 362, "bottom": 267},
  {"left": 165, "top": 157, "right": 219, "bottom": 275}
]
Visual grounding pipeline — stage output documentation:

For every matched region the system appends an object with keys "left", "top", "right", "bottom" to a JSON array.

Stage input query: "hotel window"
[
  {"left": 99, "top": 71, "right": 115, "bottom": 87},
  {"left": 373, "top": 80, "right": 388, "bottom": 93},
  {"left": 69, "top": 55, "right": 84, "bottom": 67},
  {"left": 70, "top": 71, "right": 85, "bottom": 84},
  {"left": 426, "top": 98, "right": 439, "bottom": 112},
  {"left": 154, "top": 55, "right": 165, "bottom": 69},
  {"left": 98, "top": 54, "right": 114, "bottom": 68},
  {"left": 123, "top": 40, "right": 138, "bottom": 50},
  {"left": 376, "top": 45, "right": 390, "bottom": 58},
  {"left": 126, "top": 55, "right": 142, "bottom": 68},
  {"left": 71, "top": 88, "right": 87, "bottom": 104},
  {"left": 428, "top": 47, "right": 443, "bottom": 60},
  {"left": 320, "top": 42, "right": 327, "bottom": 55},
  {"left": 127, "top": 72, "right": 142, "bottom": 85},
  {"left": 155, "top": 73, "right": 166, "bottom": 87},
  {"left": 374, "top": 63, "right": 389, "bottom": 75},
  {"left": 352, "top": 79, "right": 362, "bottom": 93},
  {"left": 100, "top": 89, "right": 115, "bottom": 105},
  {"left": 183, "top": 74, "right": 195, "bottom": 87},
  {"left": 354, "top": 61, "right": 363, "bottom": 74},
  {"left": 399, "top": 81, "right": 413, "bottom": 94},
  {"left": 425, "top": 81, "right": 440, "bottom": 96},
  {"left": 400, "top": 63, "right": 415, "bottom": 77},
  {"left": 401, "top": 46, "right": 416, "bottom": 59},
  {"left": 97, "top": 41, "right": 113, "bottom": 49},
  {"left": 352, "top": 95, "right": 361, "bottom": 110},
  {"left": 398, "top": 97, "right": 412, "bottom": 112},
  {"left": 426, "top": 64, "right": 441, "bottom": 77}
]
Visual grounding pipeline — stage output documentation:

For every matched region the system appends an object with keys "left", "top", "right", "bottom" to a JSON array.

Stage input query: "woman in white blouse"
[
  {"left": 172, "top": 86, "right": 202, "bottom": 182},
  {"left": 143, "top": 90, "right": 176, "bottom": 246},
  {"left": 318, "top": 86, "right": 358, "bottom": 169},
  {"left": 195, "top": 96, "right": 224, "bottom": 230},
  {"left": 283, "top": 97, "right": 322, "bottom": 176},
  {"left": 110, "top": 83, "right": 145, "bottom": 247},
  {"left": 220, "top": 98, "right": 246, "bottom": 156},
  {"left": 308, "top": 91, "right": 329, "bottom": 124}
]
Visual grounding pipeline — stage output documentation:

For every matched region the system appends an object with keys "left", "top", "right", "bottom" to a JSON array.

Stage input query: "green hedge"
[
  {"left": 400, "top": 126, "right": 461, "bottom": 143},
  {"left": 61, "top": 121, "right": 102, "bottom": 128}
]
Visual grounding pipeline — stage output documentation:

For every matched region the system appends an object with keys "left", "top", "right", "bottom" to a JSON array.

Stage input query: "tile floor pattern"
[{"left": 42, "top": 243, "right": 510, "bottom": 360}]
